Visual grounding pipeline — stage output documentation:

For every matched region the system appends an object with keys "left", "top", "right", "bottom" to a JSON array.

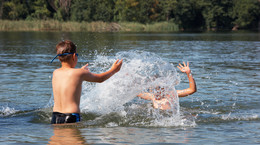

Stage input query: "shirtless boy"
[
  {"left": 137, "top": 62, "right": 196, "bottom": 110},
  {"left": 50, "top": 40, "right": 123, "bottom": 124}
]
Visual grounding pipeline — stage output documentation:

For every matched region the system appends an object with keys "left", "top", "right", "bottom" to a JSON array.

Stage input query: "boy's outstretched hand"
[
  {"left": 177, "top": 62, "right": 191, "bottom": 74},
  {"left": 81, "top": 64, "right": 89, "bottom": 71},
  {"left": 111, "top": 59, "right": 123, "bottom": 73}
]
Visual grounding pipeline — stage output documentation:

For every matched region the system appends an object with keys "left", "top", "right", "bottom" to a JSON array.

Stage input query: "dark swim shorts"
[{"left": 51, "top": 112, "right": 80, "bottom": 124}]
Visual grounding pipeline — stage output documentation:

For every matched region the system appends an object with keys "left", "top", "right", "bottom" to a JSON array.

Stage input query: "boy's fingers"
[
  {"left": 119, "top": 59, "right": 123, "bottom": 64},
  {"left": 183, "top": 61, "right": 186, "bottom": 67},
  {"left": 179, "top": 63, "right": 183, "bottom": 67},
  {"left": 177, "top": 66, "right": 185, "bottom": 72},
  {"left": 82, "top": 64, "right": 88, "bottom": 67},
  {"left": 114, "top": 59, "right": 119, "bottom": 64},
  {"left": 116, "top": 59, "right": 123, "bottom": 65},
  {"left": 81, "top": 63, "right": 89, "bottom": 70},
  {"left": 187, "top": 62, "right": 189, "bottom": 67}
]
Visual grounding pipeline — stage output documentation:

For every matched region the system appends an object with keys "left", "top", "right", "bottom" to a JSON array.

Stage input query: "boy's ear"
[{"left": 73, "top": 53, "right": 77, "bottom": 60}]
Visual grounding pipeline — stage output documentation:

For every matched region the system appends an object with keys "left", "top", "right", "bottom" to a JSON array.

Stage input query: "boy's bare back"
[{"left": 52, "top": 68, "right": 85, "bottom": 114}]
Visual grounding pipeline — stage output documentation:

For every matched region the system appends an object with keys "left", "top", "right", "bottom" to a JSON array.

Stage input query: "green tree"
[
  {"left": 174, "top": 0, "right": 206, "bottom": 30},
  {"left": 158, "top": 0, "right": 177, "bottom": 21},
  {"left": 70, "top": 0, "right": 115, "bottom": 22},
  {"left": 120, "top": 0, "right": 140, "bottom": 22},
  {"left": 115, "top": 0, "right": 161, "bottom": 23},
  {"left": 140, "top": 0, "right": 161, "bottom": 23},
  {"left": 113, "top": 0, "right": 126, "bottom": 21},
  {"left": 231, "top": 0, "right": 260, "bottom": 29},
  {"left": 2, "top": 0, "right": 29, "bottom": 20},
  {"left": 29, "top": 0, "right": 51, "bottom": 20},
  {"left": 202, "top": 0, "right": 233, "bottom": 30},
  {"left": 53, "top": 0, "right": 72, "bottom": 21},
  {"left": 70, "top": 0, "right": 91, "bottom": 22},
  {"left": 91, "top": 0, "right": 115, "bottom": 22}
]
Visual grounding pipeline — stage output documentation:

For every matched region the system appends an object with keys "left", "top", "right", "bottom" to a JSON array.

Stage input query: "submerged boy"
[
  {"left": 50, "top": 40, "right": 123, "bottom": 124},
  {"left": 137, "top": 62, "right": 196, "bottom": 110}
]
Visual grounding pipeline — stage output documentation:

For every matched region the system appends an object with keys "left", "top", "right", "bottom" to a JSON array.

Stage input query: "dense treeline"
[{"left": 0, "top": 0, "right": 259, "bottom": 31}]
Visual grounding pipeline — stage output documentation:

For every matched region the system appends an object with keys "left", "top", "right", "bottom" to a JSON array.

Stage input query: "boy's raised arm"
[
  {"left": 81, "top": 59, "right": 123, "bottom": 83},
  {"left": 176, "top": 62, "right": 197, "bottom": 97}
]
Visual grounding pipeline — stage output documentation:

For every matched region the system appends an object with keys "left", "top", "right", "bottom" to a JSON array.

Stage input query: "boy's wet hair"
[{"left": 56, "top": 40, "right": 76, "bottom": 62}]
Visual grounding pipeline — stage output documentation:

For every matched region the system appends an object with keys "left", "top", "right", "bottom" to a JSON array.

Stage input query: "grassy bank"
[{"left": 0, "top": 20, "right": 179, "bottom": 32}]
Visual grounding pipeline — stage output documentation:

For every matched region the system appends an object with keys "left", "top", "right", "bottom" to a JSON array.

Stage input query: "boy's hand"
[
  {"left": 111, "top": 59, "right": 123, "bottom": 73},
  {"left": 81, "top": 64, "right": 89, "bottom": 71},
  {"left": 177, "top": 62, "right": 191, "bottom": 74}
]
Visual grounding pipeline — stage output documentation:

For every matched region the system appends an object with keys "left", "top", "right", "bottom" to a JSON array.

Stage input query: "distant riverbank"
[{"left": 0, "top": 20, "right": 180, "bottom": 32}]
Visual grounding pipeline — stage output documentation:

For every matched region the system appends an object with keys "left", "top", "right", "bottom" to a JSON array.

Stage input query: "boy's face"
[{"left": 154, "top": 86, "right": 165, "bottom": 100}]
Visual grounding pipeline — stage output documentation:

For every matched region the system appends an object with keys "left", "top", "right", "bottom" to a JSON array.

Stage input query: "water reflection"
[
  {"left": 48, "top": 125, "right": 86, "bottom": 145},
  {"left": 48, "top": 125, "right": 192, "bottom": 144},
  {"left": 80, "top": 127, "right": 192, "bottom": 144}
]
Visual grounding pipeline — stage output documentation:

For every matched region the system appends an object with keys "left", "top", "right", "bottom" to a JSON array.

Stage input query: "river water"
[{"left": 0, "top": 32, "right": 259, "bottom": 144}]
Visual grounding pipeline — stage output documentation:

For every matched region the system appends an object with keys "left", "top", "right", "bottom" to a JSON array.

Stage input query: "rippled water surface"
[{"left": 0, "top": 32, "right": 259, "bottom": 144}]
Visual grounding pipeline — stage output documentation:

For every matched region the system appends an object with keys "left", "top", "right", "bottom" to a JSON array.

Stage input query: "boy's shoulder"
[{"left": 53, "top": 67, "right": 87, "bottom": 75}]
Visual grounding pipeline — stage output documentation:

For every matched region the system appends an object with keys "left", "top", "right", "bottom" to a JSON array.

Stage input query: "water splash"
[
  {"left": 0, "top": 106, "right": 18, "bottom": 117},
  {"left": 80, "top": 50, "right": 195, "bottom": 127}
]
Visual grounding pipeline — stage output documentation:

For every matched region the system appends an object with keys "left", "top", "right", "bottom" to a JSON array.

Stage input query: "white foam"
[
  {"left": 221, "top": 112, "right": 259, "bottom": 121},
  {"left": 0, "top": 106, "right": 18, "bottom": 116}
]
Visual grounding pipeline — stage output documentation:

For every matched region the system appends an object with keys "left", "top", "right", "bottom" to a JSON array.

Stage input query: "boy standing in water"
[
  {"left": 50, "top": 40, "right": 123, "bottom": 124},
  {"left": 137, "top": 62, "right": 196, "bottom": 110}
]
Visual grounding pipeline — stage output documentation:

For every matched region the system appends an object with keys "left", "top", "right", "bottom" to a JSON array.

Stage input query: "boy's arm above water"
[
  {"left": 81, "top": 59, "right": 123, "bottom": 83},
  {"left": 176, "top": 62, "right": 197, "bottom": 97},
  {"left": 137, "top": 93, "right": 154, "bottom": 100}
]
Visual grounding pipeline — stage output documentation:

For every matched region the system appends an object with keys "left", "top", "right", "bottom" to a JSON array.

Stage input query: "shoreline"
[
  {"left": 1, "top": 20, "right": 256, "bottom": 32},
  {"left": 0, "top": 20, "right": 179, "bottom": 32}
]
